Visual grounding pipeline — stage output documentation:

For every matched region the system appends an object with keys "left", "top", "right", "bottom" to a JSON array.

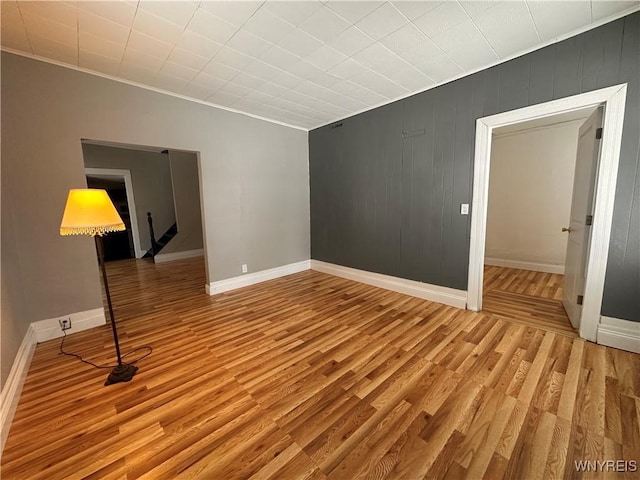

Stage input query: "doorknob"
[{"left": 562, "top": 227, "right": 571, "bottom": 232}]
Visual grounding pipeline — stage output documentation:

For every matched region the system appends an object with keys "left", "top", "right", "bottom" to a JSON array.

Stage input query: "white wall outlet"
[
  {"left": 242, "top": 264, "right": 248, "bottom": 273},
  {"left": 59, "top": 318, "right": 71, "bottom": 331},
  {"left": 461, "top": 203, "right": 469, "bottom": 215}
]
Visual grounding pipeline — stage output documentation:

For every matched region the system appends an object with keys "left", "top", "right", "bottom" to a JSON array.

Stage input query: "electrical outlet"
[
  {"left": 242, "top": 264, "right": 248, "bottom": 273},
  {"left": 59, "top": 318, "right": 71, "bottom": 331}
]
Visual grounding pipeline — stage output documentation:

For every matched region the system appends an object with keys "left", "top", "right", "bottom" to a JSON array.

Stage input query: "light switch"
[{"left": 461, "top": 203, "right": 469, "bottom": 215}]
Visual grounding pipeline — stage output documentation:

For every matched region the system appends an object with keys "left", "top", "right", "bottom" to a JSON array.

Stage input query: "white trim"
[
  {"left": 85, "top": 168, "right": 144, "bottom": 259},
  {"left": 484, "top": 258, "right": 565, "bottom": 275},
  {"left": 207, "top": 260, "right": 311, "bottom": 295},
  {"left": 0, "top": 48, "right": 307, "bottom": 132},
  {"left": 2, "top": 306, "right": 108, "bottom": 454},
  {"left": 492, "top": 117, "right": 586, "bottom": 139},
  {"left": 0, "top": 326, "right": 36, "bottom": 455},
  {"left": 597, "top": 316, "right": 640, "bottom": 354},
  {"left": 154, "top": 248, "right": 204, "bottom": 263},
  {"left": 31, "top": 308, "right": 106, "bottom": 343},
  {"left": 467, "top": 84, "right": 627, "bottom": 343},
  {"left": 311, "top": 260, "right": 467, "bottom": 309}
]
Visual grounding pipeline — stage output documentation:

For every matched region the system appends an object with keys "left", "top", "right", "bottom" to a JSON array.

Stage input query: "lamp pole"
[
  {"left": 95, "top": 235, "right": 138, "bottom": 385},
  {"left": 95, "top": 235, "right": 123, "bottom": 365}
]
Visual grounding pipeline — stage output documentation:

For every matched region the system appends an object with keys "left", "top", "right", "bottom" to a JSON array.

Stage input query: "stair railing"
[{"left": 147, "top": 212, "right": 159, "bottom": 257}]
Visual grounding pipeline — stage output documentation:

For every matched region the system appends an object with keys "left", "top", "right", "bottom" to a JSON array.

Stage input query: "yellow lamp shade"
[{"left": 60, "top": 189, "right": 126, "bottom": 236}]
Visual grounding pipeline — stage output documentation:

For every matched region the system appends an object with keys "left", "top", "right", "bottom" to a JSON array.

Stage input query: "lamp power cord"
[{"left": 59, "top": 330, "right": 153, "bottom": 369}]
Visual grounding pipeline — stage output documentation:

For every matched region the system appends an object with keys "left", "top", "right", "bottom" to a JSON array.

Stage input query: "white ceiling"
[{"left": 2, "top": 1, "right": 638, "bottom": 130}]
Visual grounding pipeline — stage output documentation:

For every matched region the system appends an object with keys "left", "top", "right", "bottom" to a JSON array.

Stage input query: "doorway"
[
  {"left": 467, "top": 84, "right": 627, "bottom": 342},
  {"left": 86, "top": 168, "right": 143, "bottom": 259},
  {"left": 481, "top": 107, "right": 598, "bottom": 337},
  {"left": 86, "top": 174, "right": 135, "bottom": 261}
]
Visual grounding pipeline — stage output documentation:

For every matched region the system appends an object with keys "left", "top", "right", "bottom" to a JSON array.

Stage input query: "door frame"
[
  {"left": 467, "top": 84, "right": 627, "bottom": 342},
  {"left": 85, "top": 168, "right": 144, "bottom": 259}
]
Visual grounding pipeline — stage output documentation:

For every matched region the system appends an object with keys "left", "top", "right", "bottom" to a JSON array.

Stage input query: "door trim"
[
  {"left": 467, "top": 84, "right": 627, "bottom": 342},
  {"left": 85, "top": 168, "right": 144, "bottom": 259}
]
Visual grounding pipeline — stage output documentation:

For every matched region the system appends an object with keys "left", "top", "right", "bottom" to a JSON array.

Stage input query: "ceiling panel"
[
  {"left": 298, "top": 6, "right": 351, "bottom": 43},
  {"left": 78, "top": 9, "right": 131, "bottom": 44},
  {"left": 328, "top": 26, "right": 375, "bottom": 57},
  {"left": 198, "top": 1, "right": 262, "bottom": 27},
  {"left": 355, "top": 3, "right": 408, "bottom": 40},
  {"left": 132, "top": 8, "right": 184, "bottom": 44},
  {"left": 226, "top": 29, "right": 272, "bottom": 58},
  {"left": 176, "top": 30, "right": 223, "bottom": 59},
  {"left": 2, "top": 0, "right": 637, "bottom": 130},
  {"left": 326, "top": 1, "right": 384, "bottom": 24},
  {"left": 187, "top": 7, "right": 238, "bottom": 44},
  {"left": 592, "top": 0, "right": 639, "bottom": 20},
  {"left": 305, "top": 44, "right": 348, "bottom": 71},
  {"left": 30, "top": 34, "right": 77, "bottom": 64},
  {"left": 413, "top": 1, "right": 469, "bottom": 37},
  {"left": 166, "top": 47, "right": 210, "bottom": 71},
  {"left": 263, "top": 0, "right": 323, "bottom": 26},
  {"left": 276, "top": 27, "right": 323, "bottom": 58},
  {"left": 242, "top": 7, "right": 295, "bottom": 44},
  {"left": 76, "top": 1, "right": 137, "bottom": 27},
  {"left": 137, "top": 0, "right": 198, "bottom": 28},
  {"left": 19, "top": 1, "right": 78, "bottom": 28},
  {"left": 259, "top": 45, "right": 301, "bottom": 70},
  {"left": 79, "top": 31, "right": 126, "bottom": 60},
  {"left": 472, "top": 1, "right": 541, "bottom": 58},
  {"left": 21, "top": 12, "right": 77, "bottom": 47},
  {"left": 527, "top": 0, "right": 592, "bottom": 41}
]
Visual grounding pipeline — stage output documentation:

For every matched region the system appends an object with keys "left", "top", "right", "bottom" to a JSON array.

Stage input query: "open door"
[{"left": 562, "top": 107, "right": 603, "bottom": 328}]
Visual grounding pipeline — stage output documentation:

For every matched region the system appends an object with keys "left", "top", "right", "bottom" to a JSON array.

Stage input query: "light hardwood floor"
[
  {"left": 483, "top": 265, "right": 578, "bottom": 337},
  {"left": 2, "top": 258, "right": 638, "bottom": 479}
]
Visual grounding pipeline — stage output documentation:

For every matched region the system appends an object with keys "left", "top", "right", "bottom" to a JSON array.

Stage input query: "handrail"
[{"left": 147, "top": 212, "right": 159, "bottom": 257}]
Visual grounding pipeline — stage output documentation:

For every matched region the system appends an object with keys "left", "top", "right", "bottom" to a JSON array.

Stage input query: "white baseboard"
[
  {"left": 484, "top": 257, "right": 565, "bottom": 274},
  {"left": 310, "top": 260, "right": 467, "bottom": 309},
  {"left": 154, "top": 248, "right": 204, "bottom": 264},
  {"left": 597, "top": 316, "right": 640, "bottom": 353},
  {"left": 1, "top": 325, "right": 36, "bottom": 455},
  {"left": 1, "top": 306, "right": 108, "bottom": 455},
  {"left": 207, "top": 260, "right": 311, "bottom": 295},
  {"left": 31, "top": 308, "right": 106, "bottom": 343}
]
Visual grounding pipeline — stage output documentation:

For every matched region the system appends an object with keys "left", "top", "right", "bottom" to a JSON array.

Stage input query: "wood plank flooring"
[
  {"left": 2, "top": 258, "right": 639, "bottom": 479},
  {"left": 483, "top": 265, "right": 577, "bottom": 337}
]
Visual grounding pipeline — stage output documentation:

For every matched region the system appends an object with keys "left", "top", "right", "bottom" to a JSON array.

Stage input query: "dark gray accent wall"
[{"left": 310, "top": 13, "right": 640, "bottom": 322}]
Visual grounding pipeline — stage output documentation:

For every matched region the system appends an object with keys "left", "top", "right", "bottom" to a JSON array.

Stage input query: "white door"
[{"left": 562, "top": 107, "right": 603, "bottom": 328}]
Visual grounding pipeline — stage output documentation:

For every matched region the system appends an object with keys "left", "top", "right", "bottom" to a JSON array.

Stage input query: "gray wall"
[
  {"left": 310, "top": 13, "right": 640, "bottom": 322},
  {"left": 83, "top": 144, "right": 177, "bottom": 253},
  {"left": 1, "top": 52, "right": 310, "bottom": 387},
  {"left": 162, "top": 151, "right": 204, "bottom": 255},
  {"left": 1, "top": 170, "right": 30, "bottom": 388}
]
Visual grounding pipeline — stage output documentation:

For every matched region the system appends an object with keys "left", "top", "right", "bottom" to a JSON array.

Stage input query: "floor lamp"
[{"left": 60, "top": 189, "right": 138, "bottom": 385}]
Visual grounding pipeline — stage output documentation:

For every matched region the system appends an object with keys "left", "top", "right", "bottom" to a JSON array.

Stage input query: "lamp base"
[{"left": 105, "top": 363, "right": 138, "bottom": 386}]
